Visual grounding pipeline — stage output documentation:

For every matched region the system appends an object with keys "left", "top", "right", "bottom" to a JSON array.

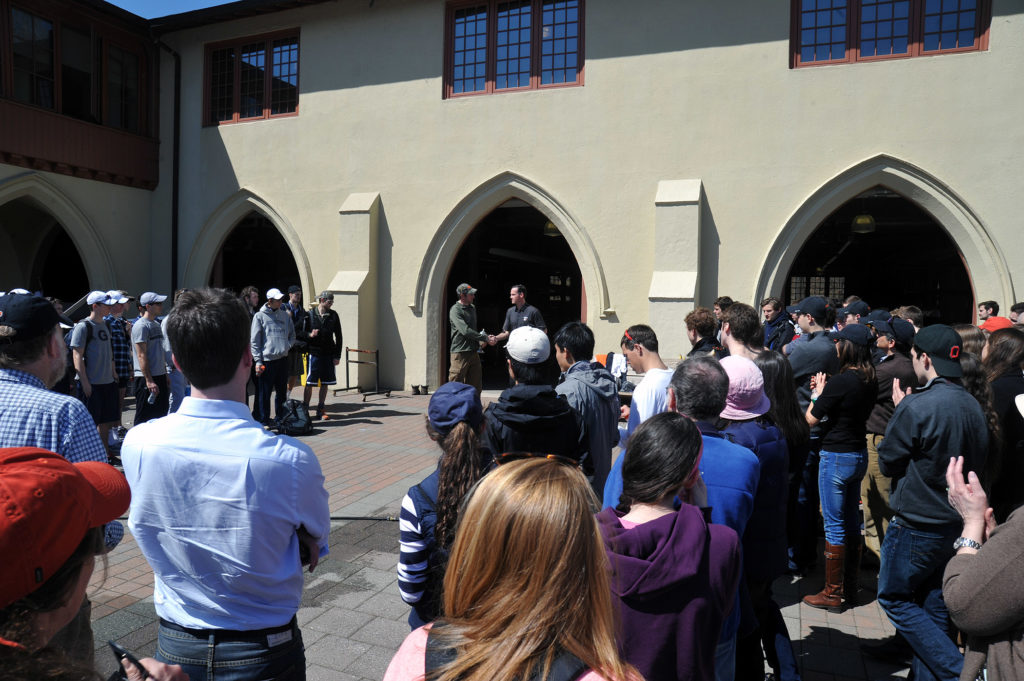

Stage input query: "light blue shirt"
[{"left": 121, "top": 396, "right": 330, "bottom": 630}]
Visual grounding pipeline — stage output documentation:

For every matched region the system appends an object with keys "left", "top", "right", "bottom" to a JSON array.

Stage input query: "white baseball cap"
[
  {"left": 139, "top": 292, "right": 167, "bottom": 306},
  {"left": 506, "top": 326, "right": 551, "bottom": 364},
  {"left": 86, "top": 290, "right": 113, "bottom": 305},
  {"left": 266, "top": 288, "right": 285, "bottom": 300},
  {"left": 106, "top": 290, "right": 129, "bottom": 304}
]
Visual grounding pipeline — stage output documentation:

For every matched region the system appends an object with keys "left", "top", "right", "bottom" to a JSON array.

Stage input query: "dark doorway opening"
[
  {"left": 37, "top": 227, "right": 89, "bottom": 304},
  {"left": 209, "top": 212, "right": 301, "bottom": 296},
  {"left": 0, "top": 198, "right": 88, "bottom": 304},
  {"left": 445, "top": 200, "right": 583, "bottom": 390},
  {"left": 784, "top": 187, "right": 973, "bottom": 325}
]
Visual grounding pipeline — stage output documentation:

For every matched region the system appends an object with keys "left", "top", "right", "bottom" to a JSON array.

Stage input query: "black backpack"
[{"left": 276, "top": 399, "right": 313, "bottom": 436}]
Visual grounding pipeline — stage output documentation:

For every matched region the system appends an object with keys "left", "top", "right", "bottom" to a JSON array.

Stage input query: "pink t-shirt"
[{"left": 383, "top": 626, "right": 615, "bottom": 681}]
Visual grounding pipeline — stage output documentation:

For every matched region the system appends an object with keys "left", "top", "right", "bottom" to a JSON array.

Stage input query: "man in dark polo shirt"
[{"left": 494, "top": 284, "right": 546, "bottom": 344}]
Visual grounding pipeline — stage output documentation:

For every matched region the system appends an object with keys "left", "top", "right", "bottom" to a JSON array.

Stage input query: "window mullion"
[
  {"left": 531, "top": 0, "right": 541, "bottom": 89},
  {"left": 264, "top": 38, "right": 272, "bottom": 118},
  {"left": 850, "top": 0, "right": 860, "bottom": 63},
  {"left": 486, "top": 0, "right": 496, "bottom": 94},
  {"left": 232, "top": 40, "right": 241, "bottom": 122}
]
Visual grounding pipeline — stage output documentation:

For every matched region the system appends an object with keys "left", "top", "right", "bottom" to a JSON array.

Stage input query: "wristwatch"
[{"left": 952, "top": 537, "right": 983, "bottom": 551}]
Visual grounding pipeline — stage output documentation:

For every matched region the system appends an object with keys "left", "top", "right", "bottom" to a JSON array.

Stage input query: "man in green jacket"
[{"left": 449, "top": 283, "right": 494, "bottom": 392}]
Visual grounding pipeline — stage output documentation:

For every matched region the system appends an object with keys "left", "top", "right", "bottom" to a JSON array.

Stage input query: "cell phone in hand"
[{"left": 108, "top": 640, "right": 149, "bottom": 680}]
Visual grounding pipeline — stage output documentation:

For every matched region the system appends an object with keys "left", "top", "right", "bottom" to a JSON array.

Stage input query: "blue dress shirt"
[{"left": 121, "top": 396, "right": 330, "bottom": 630}]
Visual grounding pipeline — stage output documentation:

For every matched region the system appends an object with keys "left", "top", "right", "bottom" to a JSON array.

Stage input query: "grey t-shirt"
[
  {"left": 132, "top": 317, "right": 167, "bottom": 377},
  {"left": 70, "top": 319, "right": 115, "bottom": 385}
]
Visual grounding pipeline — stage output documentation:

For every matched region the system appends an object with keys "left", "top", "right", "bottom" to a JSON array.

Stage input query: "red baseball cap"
[{"left": 0, "top": 448, "right": 130, "bottom": 609}]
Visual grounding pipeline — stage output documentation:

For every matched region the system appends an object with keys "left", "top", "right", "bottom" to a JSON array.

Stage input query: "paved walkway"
[{"left": 90, "top": 390, "right": 911, "bottom": 681}]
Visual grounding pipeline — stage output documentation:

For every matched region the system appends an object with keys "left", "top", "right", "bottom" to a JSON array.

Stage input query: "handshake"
[{"left": 480, "top": 334, "right": 498, "bottom": 348}]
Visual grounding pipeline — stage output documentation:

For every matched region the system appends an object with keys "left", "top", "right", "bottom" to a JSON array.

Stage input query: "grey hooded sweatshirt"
[
  {"left": 556, "top": 360, "right": 621, "bottom": 500},
  {"left": 250, "top": 304, "right": 296, "bottom": 363}
]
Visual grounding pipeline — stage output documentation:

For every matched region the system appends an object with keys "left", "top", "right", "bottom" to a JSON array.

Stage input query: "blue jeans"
[
  {"left": 155, "top": 619, "right": 306, "bottom": 681},
  {"left": 876, "top": 519, "right": 963, "bottom": 681},
  {"left": 817, "top": 449, "right": 867, "bottom": 546},
  {"left": 713, "top": 634, "right": 736, "bottom": 681}
]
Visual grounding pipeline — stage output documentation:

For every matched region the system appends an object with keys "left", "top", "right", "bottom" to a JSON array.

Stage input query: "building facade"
[{"left": 1, "top": 0, "right": 1020, "bottom": 389}]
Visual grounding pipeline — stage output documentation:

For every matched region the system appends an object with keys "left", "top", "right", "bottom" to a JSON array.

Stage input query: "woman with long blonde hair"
[{"left": 384, "top": 457, "right": 635, "bottom": 681}]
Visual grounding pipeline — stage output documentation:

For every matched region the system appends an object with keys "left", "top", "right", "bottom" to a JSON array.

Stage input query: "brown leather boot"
[
  {"left": 803, "top": 543, "right": 845, "bottom": 612},
  {"left": 845, "top": 540, "right": 862, "bottom": 607}
]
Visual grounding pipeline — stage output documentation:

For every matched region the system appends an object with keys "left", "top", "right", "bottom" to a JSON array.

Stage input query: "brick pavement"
[{"left": 89, "top": 390, "right": 911, "bottom": 681}]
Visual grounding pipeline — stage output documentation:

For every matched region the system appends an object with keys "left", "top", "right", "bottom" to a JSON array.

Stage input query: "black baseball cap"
[
  {"left": 0, "top": 294, "right": 72, "bottom": 343},
  {"left": 832, "top": 323, "right": 875, "bottom": 346},
  {"left": 914, "top": 324, "right": 963, "bottom": 378},
  {"left": 790, "top": 296, "right": 830, "bottom": 324},
  {"left": 839, "top": 300, "right": 870, "bottom": 318},
  {"left": 287, "top": 285, "right": 301, "bottom": 294},
  {"left": 868, "top": 318, "right": 916, "bottom": 347}
]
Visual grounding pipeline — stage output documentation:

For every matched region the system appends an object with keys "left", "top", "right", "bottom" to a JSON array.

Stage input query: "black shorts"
[
  {"left": 306, "top": 355, "right": 337, "bottom": 386},
  {"left": 85, "top": 382, "right": 120, "bottom": 424},
  {"left": 287, "top": 348, "right": 304, "bottom": 377}
]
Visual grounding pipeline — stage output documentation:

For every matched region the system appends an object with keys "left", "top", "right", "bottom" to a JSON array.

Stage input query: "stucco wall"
[
  {"left": 0, "top": 166, "right": 154, "bottom": 297},
  {"left": 155, "top": 0, "right": 1023, "bottom": 386}
]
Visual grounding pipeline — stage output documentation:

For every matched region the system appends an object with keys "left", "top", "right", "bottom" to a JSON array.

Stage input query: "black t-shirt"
[{"left": 811, "top": 369, "right": 875, "bottom": 452}]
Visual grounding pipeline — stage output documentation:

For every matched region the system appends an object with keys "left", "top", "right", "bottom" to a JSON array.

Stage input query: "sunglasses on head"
[{"left": 495, "top": 452, "right": 580, "bottom": 468}]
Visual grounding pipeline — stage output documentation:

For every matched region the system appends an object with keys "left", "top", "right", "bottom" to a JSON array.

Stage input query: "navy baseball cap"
[
  {"left": 864, "top": 309, "right": 890, "bottom": 322},
  {"left": 869, "top": 318, "right": 916, "bottom": 347},
  {"left": 839, "top": 300, "right": 870, "bottom": 318},
  {"left": 428, "top": 382, "right": 483, "bottom": 436},
  {"left": 790, "top": 296, "right": 830, "bottom": 323},
  {"left": 0, "top": 294, "right": 72, "bottom": 342},
  {"left": 914, "top": 324, "right": 963, "bottom": 378},
  {"left": 832, "top": 323, "right": 875, "bottom": 346}
]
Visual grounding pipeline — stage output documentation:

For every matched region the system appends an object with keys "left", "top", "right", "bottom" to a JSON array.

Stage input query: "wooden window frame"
[
  {"left": 202, "top": 28, "right": 300, "bottom": 127},
  {"left": 790, "top": 0, "right": 991, "bottom": 68},
  {"left": 1, "top": 0, "right": 148, "bottom": 132},
  {"left": 443, "top": 0, "right": 585, "bottom": 99}
]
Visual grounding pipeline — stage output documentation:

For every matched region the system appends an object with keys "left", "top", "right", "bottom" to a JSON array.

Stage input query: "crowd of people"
[
  {"left": 2, "top": 279, "right": 1024, "bottom": 681},
  {"left": 397, "top": 284, "right": 1024, "bottom": 681}
]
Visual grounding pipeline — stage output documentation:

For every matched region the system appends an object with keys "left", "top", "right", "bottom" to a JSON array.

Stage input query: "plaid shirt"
[
  {"left": 104, "top": 314, "right": 133, "bottom": 378},
  {"left": 0, "top": 368, "right": 124, "bottom": 547}
]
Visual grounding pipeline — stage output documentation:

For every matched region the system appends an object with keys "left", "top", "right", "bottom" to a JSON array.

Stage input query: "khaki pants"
[
  {"left": 449, "top": 351, "right": 482, "bottom": 392},
  {"left": 862, "top": 433, "right": 893, "bottom": 559}
]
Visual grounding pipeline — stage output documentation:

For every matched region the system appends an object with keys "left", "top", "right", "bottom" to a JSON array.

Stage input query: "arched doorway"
[
  {"left": 208, "top": 211, "right": 301, "bottom": 296},
  {"left": 784, "top": 186, "right": 973, "bottom": 324},
  {"left": 0, "top": 197, "right": 88, "bottom": 303},
  {"left": 446, "top": 199, "right": 583, "bottom": 390}
]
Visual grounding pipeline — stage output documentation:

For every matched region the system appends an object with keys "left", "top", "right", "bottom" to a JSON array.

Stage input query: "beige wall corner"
[
  {"left": 650, "top": 179, "right": 704, "bottom": 359},
  {"left": 330, "top": 192, "right": 381, "bottom": 389}
]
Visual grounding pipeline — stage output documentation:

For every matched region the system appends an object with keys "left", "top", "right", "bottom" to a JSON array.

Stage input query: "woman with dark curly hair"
[
  {"left": 397, "top": 382, "right": 491, "bottom": 628},
  {"left": 982, "top": 327, "right": 1024, "bottom": 521}
]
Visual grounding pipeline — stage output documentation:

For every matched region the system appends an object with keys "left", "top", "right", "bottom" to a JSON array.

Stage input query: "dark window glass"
[
  {"left": 541, "top": 0, "right": 579, "bottom": 84},
  {"left": 860, "top": 0, "right": 910, "bottom": 56},
  {"left": 922, "top": 0, "right": 978, "bottom": 51},
  {"left": 797, "top": 0, "right": 847, "bottom": 63},
  {"left": 61, "top": 26, "right": 93, "bottom": 121},
  {"left": 452, "top": 5, "right": 488, "bottom": 94},
  {"left": 210, "top": 46, "right": 235, "bottom": 122},
  {"left": 270, "top": 37, "right": 298, "bottom": 114},
  {"left": 107, "top": 45, "right": 139, "bottom": 132},
  {"left": 496, "top": 1, "right": 531, "bottom": 89},
  {"left": 239, "top": 42, "right": 265, "bottom": 118},
  {"left": 12, "top": 8, "right": 55, "bottom": 108}
]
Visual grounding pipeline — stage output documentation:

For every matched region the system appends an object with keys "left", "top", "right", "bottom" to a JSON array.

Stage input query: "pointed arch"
[
  {"left": 753, "top": 154, "right": 1013, "bottom": 308},
  {"left": 412, "top": 171, "right": 610, "bottom": 385},
  {"left": 0, "top": 172, "right": 115, "bottom": 287},
  {"left": 182, "top": 188, "right": 314, "bottom": 295}
]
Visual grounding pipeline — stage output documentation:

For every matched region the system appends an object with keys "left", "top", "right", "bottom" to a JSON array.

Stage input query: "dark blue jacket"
[{"left": 720, "top": 420, "right": 789, "bottom": 582}]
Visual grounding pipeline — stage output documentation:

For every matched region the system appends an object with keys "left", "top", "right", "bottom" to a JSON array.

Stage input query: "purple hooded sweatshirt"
[{"left": 597, "top": 503, "right": 741, "bottom": 681}]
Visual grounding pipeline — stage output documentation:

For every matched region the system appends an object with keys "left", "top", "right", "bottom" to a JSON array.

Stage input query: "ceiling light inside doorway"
[
  {"left": 543, "top": 221, "right": 560, "bottom": 237},
  {"left": 851, "top": 214, "right": 876, "bottom": 234}
]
